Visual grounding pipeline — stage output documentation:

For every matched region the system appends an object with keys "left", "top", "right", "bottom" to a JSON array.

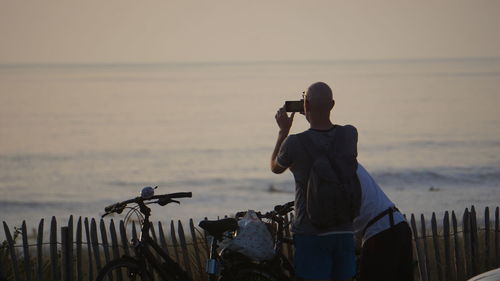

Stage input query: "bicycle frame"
[
  {"left": 206, "top": 236, "right": 221, "bottom": 281},
  {"left": 127, "top": 200, "right": 195, "bottom": 281},
  {"left": 266, "top": 214, "right": 295, "bottom": 278}
]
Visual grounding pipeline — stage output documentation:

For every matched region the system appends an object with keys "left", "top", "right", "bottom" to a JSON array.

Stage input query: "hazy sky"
[{"left": 1, "top": 1, "right": 500, "bottom": 64}]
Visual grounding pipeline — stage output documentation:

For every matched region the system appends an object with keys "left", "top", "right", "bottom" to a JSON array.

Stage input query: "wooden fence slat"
[
  {"left": 202, "top": 217, "right": 213, "bottom": 257},
  {"left": 177, "top": 220, "right": 193, "bottom": 279},
  {"left": 76, "top": 217, "right": 83, "bottom": 281},
  {"left": 149, "top": 221, "right": 159, "bottom": 280},
  {"left": 61, "top": 227, "right": 70, "bottom": 281},
  {"left": 22, "top": 221, "right": 33, "bottom": 281},
  {"left": 463, "top": 209, "right": 472, "bottom": 278},
  {"left": 170, "top": 220, "right": 180, "bottom": 263},
  {"left": 149, "top": 222, "right": 160, "bottom": 262},
  {"left": 470, "top": 206, "right": 479, "bottom": 275},
  {"left": 37, "top": 219, "right": 44, "bottom": 281},
  {"left": 84, "top": 218, "right": 94, "bottom": 280},
  {"left": 407, "top": 213, "right": 418, "bottom": 281},
  {"left": 443, "top": 211, "right": 453, "bottom": 281},
  {"left": 3, "top": 221, "right": 21, "bottom": 281},
  {"left": 189, "top": 218, "right": 205, "bottom": 280},
  {"left": 119, "top": 220, "right": 130, "bottom": 257},
  {"left": 150, "top": 222, "right": 158, "bottom": 243},
  {"left": 50, "top": 216, "right": 60, "bottom": 281},
  {"left": 202, "top": 217, "right": 210, "bottom": 256},
  {"left": 496, "top": 207, "right": 499, "bottom": 268},
  {"left": 431, "top": 213, "right": 444, "bottom": 281},
  {"left": 99, "top": 219, "right": 112, "bottom": 266},
  {"left": 484, "top": 207, "right": 490, "bottom": 270},
  {"left": 147, "top": 221, "right": 160, "bottom": 281},
  {"left": 109, "top": 220, "right": 121, "bottom": 260},
  {"left": 131, "top": 221, "right": 138, "bottom": 242},
  {"left": 158, "top": 222, "right": 169, "bottom": 257},
  {"left": 150, "top": 220, "right": 162, "bottom": 280},
  {"left": 90, "top": 218, "right": 102, "bottom": 272},
  {"left": 109, "top": 220, "right": 123, "bottom": 281},
  {"left": 67, "top": 216, "right": 74, "bottom": 281},
  {"left": 452, "top": 211, "right": 465, "bottom": 281},
  {"left": 421, "top": 214, "right": 432, "bottom": 281},
  {"left": 411, "top": 214, "right": 427, "bottom": 281},
  {"left": 289, "top": 212, "right": 295, "bottom": 265},
  {"left": 0, "top": 240, "right": 6, "bottom": 281},
  {"left": 283, "top": 213, "right": 293, "bottom": 261},
  {"left": 0, "top": 238, "right": 5, "bottom": 281}
]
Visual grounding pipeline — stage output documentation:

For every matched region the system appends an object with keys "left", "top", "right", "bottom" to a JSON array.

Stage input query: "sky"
[{"left": 1, "top": 1, "right": 500, "bottom": 64}]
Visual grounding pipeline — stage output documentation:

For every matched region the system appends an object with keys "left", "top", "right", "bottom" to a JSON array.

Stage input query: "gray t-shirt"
[{"left": 277, "top": 125, "right": 357, "bottom": 235}]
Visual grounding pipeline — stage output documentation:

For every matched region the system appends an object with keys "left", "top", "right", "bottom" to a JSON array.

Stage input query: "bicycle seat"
[{"left": 199, "top": 218, "right": 238, "bottom": 239}]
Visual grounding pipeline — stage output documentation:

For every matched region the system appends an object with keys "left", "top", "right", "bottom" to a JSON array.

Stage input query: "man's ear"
[{"left": 330, "top": 99, "right": 335, "bottom": 110}]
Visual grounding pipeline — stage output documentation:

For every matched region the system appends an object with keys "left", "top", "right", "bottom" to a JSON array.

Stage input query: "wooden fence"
[
  {"left": 410, "top": 206, "right": 500, "bottom": 281},
  {"left": 1, "top": 206, "right": 499, "bottom": 281}
]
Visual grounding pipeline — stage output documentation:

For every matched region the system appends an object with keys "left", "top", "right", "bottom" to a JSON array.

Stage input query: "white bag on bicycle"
[{"left": 225, "top": 210, "right": 275, "bottom": 261}]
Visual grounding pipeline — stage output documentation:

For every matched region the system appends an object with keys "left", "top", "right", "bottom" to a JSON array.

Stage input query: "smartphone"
[{"left": 285, "top": 100, "right": 304, "bottom": 113}]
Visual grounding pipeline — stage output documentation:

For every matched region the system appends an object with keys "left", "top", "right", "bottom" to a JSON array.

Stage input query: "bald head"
[{"left": 305, "top": 82, "right": 334, "bottom": 113}]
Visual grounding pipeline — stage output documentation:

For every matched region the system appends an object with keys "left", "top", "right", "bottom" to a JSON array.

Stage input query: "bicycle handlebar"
[
  {"left": 235, "top": 201, "right": 294, "bottom": 221},
  {"left": 158, "top": 192, "right": 192, "bottom": 199},
  {"left": 103, "top": 192, "right": 192, "bottom": 215},
  {"left": 274, "top": 201, "right": 294, "bottom": 215}
]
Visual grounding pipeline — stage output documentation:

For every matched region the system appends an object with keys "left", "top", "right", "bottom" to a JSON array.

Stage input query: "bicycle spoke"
[
  {"left": 230, "top": 267, "right": 280, "bottom": 281},
  {"left": 95, "top": 258, "right": 148, "bottom": 281}
]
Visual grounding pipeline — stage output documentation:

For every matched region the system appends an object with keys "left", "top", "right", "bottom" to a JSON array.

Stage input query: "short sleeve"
[
  {"left": 342, "top": 125, "right": 358, "bottom": 157},
  {"left": 335, "top": 125, "right": 359, "bottom": 177},
  {"left": 276, "top": 135, "right": 295, "bottom": 168}
]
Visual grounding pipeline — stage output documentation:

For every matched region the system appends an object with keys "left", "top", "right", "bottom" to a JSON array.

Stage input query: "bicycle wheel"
[
  {"left": 95, "top": 257, "right": 153, "bottom": 281},
  {"left": 223, "top": 266, "right": 284, "bottom": 281}
]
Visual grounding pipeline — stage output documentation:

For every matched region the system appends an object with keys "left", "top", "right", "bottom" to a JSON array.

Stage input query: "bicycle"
[
  {"left": 199, "top": 201, "right": 295, "bottom": 281},
  {"left": 95, "top": 188, "right": 196, "bottom": 281},
  {"left": 96, "top": 187, "right": 295, "bottom": 281}
]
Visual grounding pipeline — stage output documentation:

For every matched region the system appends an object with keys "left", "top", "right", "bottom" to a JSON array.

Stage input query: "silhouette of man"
[{"left": 271, "top": 82, "right": 356, "bottom": 281}]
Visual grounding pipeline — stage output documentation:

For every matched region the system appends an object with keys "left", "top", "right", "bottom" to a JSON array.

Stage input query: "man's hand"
[
  {"left": 271, "top": 106, "right": 295, "bottom": 174},
  {"left": 275, "top": 107, "right": 295, "bottom": 135}
]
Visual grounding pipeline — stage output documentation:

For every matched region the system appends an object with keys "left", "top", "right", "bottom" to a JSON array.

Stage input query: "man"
[
  {"left": 271, "top": 82, "right": 356, "bottom": 281},
  {"left": 353, "top": 164, "right": 414, "bottom": 281}
]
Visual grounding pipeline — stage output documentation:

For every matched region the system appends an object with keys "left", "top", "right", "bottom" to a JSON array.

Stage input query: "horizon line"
[{"left": 1, "top": 55, "right": 500, "bottom": 69}]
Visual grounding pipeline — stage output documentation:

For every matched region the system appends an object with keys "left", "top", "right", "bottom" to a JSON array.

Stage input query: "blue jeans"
[{"left": 294, "top": 233, "right": 356, "bottom": 280}]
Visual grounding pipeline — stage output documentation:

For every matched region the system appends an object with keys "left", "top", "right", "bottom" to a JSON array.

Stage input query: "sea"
[{"left": 1, "top": 58, "right": 499, "bottom": 234}]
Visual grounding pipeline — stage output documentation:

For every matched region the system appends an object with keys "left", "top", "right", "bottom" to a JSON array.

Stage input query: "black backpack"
[{"left": 298, "top": 125, "right": 362, "bottom": 229}]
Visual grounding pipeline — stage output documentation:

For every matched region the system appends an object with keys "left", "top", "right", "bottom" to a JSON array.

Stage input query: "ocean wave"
[
  {"left": 105, "top": 177, "right": 230, "bottom": 189},
  {"left": 103, "top": 166, "right": 500, "bottom": 190},
  {"left": 371, "top": 167, "right": 500, "bottom": 187},
  {"left": 0, "top": 200, "right": 86, "bottom": 209},
  {"left": 362, "top": 139, "right": 500, "bottom": 152}
]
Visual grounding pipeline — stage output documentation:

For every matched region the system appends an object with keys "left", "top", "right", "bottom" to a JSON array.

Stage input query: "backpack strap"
[
  {"left": 297, "top": 126, "right": 339, "bottom": 161},
  {"left": 361, "top": 206, "right": 400, "bottom": 237}
]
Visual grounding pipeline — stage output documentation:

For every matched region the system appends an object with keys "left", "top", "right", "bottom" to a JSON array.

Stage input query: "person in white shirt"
[{"left": 353, "top": 164, "right": 414, "bottom": 281}]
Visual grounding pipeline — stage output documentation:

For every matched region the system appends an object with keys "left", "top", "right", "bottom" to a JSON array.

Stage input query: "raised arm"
[{"left": 271, "top": 107, "right": 294, "bottom": 174}]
